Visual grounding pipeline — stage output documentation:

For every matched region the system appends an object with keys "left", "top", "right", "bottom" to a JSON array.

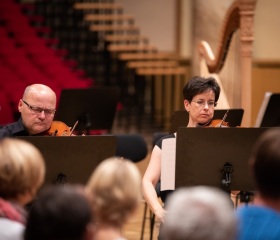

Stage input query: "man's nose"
[{"left": 38, "top": 110, "right": 46, "bottom": 118}]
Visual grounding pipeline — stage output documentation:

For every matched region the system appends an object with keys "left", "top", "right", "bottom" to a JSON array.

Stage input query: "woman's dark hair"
[{"left": 183, "top": 76, "right": 220, "bottom": 102}]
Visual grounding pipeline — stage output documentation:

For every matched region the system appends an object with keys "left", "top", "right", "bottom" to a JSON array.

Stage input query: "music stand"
[
  {"left": 170, "top": 109, "right": 244, "bottom": 133},
  {"left": 54, "top": 87, "right": 121, "bottom": 134},
  {"left": 255, "top": 92, "right": 280, "bottom": 127},
  {"left": 17, "top": 136, "right": 117, "bottom": 186},
  {"left": 175, "top": 127, "right": 269, "bottom": 192}
]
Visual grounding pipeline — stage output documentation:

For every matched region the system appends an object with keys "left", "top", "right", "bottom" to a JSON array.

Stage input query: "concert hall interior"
[{"left": 0, "top": 0, "right": 280, "bottom": 239}]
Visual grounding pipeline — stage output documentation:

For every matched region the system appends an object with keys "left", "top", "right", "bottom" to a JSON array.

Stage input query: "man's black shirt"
[{"left": 0, "top": 118, "right": 29, "bottom": 138}]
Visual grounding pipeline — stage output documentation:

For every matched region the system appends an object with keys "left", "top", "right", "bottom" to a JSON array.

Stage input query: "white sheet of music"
[
  {"left": 161, "top": 138, "right": 176, "bottom": 191},
  {"left": 254, "top": 92, "right": 272, "bottom": 127}
]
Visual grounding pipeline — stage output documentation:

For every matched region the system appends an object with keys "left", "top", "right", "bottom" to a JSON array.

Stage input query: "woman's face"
[{"left": 184, "top": 90, "right": 216, "bottom": 127}]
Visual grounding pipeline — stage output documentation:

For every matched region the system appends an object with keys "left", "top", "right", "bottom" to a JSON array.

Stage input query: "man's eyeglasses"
[
  {"left": 192, "top": 100, "right": 217, "bottom": 108},
  {"left": 22, "top": 99, "right": 56, "bottom": 116}
]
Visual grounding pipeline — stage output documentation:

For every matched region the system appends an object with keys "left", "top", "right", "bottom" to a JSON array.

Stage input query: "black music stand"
[
  {"left": 17, "top": 136, "right": 117, "bottom": 186},
  {"left": 175, "top": 127, "right": 269, "bottom": 192},
  {"left": 170, "top": 109, "right": 244, "bottom": 133},
  {"left": 255, "top": 93, "right": 280, "bottom": 127},
  {"left": 54, "top": 87, "right": 121, "bottom": 134}
]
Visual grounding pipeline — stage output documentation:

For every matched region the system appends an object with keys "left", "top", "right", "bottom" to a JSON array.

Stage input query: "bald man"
[{"left": 0, "top": 84, "right": 57, "bottom": 138}]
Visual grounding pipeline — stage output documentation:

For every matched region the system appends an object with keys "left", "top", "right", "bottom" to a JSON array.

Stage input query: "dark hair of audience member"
[{"left": 24, "top": 184, "right": 93, "bottom": 240}]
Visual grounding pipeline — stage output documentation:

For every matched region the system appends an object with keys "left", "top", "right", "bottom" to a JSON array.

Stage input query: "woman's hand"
[{"left": 155, "top": 207, "right": 167, "bottom": 223}]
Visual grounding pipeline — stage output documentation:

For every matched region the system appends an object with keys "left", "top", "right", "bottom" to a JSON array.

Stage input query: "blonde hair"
[
  {"left": 86, "top": 157, "right": 141, "bottom": 226},
  {"left": 0, "top": 138, "right": 45, "bottom": 199}
]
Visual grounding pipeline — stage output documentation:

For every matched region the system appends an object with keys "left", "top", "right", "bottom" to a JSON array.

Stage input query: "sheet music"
[
  {"left": 254, "top": 92, "right": 272, "bottom": 127},
  {"left": 161, "top": 138, "right": 176, "bottom": 191}
]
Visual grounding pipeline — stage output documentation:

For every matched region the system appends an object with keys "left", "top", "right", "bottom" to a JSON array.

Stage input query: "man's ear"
[{"left": 18, "top": 99, "right": 23, "bottom": 113}]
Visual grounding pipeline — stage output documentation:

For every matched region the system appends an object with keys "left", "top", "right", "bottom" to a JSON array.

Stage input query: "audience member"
[
  {"left": 86, "top": 157, "right": 141, "bottom": 240},
  {"left": 162, "top": 186, "right": 237, "bottom": 240},
  {"left": 24, "top": 185, "right": 94, "bottom": 240},
  {"left": 0, "top": 138, "right": 45, "bottom": 240},
  {"left": 0, "top": 84, "right": 57, "bottom": 138},
  {"left": 236, "top": 128, "right": 280, "bottom": 239}
]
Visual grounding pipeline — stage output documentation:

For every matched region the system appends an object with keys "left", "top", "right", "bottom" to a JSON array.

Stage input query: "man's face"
[{"left": 18, "top": 93, "right": 56, "bottom": 135}]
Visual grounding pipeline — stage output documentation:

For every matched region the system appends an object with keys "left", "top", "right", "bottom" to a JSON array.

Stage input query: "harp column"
[{"left": 238, "top": 0, "right": 257, "bottom": 127}]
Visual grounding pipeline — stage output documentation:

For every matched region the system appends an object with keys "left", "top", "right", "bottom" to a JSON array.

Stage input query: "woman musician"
[{"left": 141, "top": 76, "right": 223, "bottom": 238}]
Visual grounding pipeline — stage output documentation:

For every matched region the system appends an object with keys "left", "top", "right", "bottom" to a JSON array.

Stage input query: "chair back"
[{"left": 115, "top": 134, "right": 148, "bottom": 163}]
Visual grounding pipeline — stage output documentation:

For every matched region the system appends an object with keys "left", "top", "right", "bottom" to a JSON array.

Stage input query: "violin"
[
  {"left": 42, "top": 120, "right": 78, "bottom": 136},
  {"left": 198, "top": 110, "right": 230, "bottom": 128},
  {"left": 207, "top": 119, "right": 229, "bottom": 128},
  {"left": 208, "top": 109, "right": 230, "bottom": 127}
]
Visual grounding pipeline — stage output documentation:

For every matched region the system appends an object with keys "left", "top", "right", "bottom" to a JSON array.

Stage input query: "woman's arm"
[{"left": 142, "top": 145, "right": 166, "bottom": 222}]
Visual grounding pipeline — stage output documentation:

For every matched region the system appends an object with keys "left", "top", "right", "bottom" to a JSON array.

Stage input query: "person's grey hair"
[{"left": 162, "top": 186, "right": 237, "bottom": 240}]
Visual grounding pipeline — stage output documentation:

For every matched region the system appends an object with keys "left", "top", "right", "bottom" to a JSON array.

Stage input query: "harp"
[{"left": 198, "top": 0, "right": 257, "bottom": 126}]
